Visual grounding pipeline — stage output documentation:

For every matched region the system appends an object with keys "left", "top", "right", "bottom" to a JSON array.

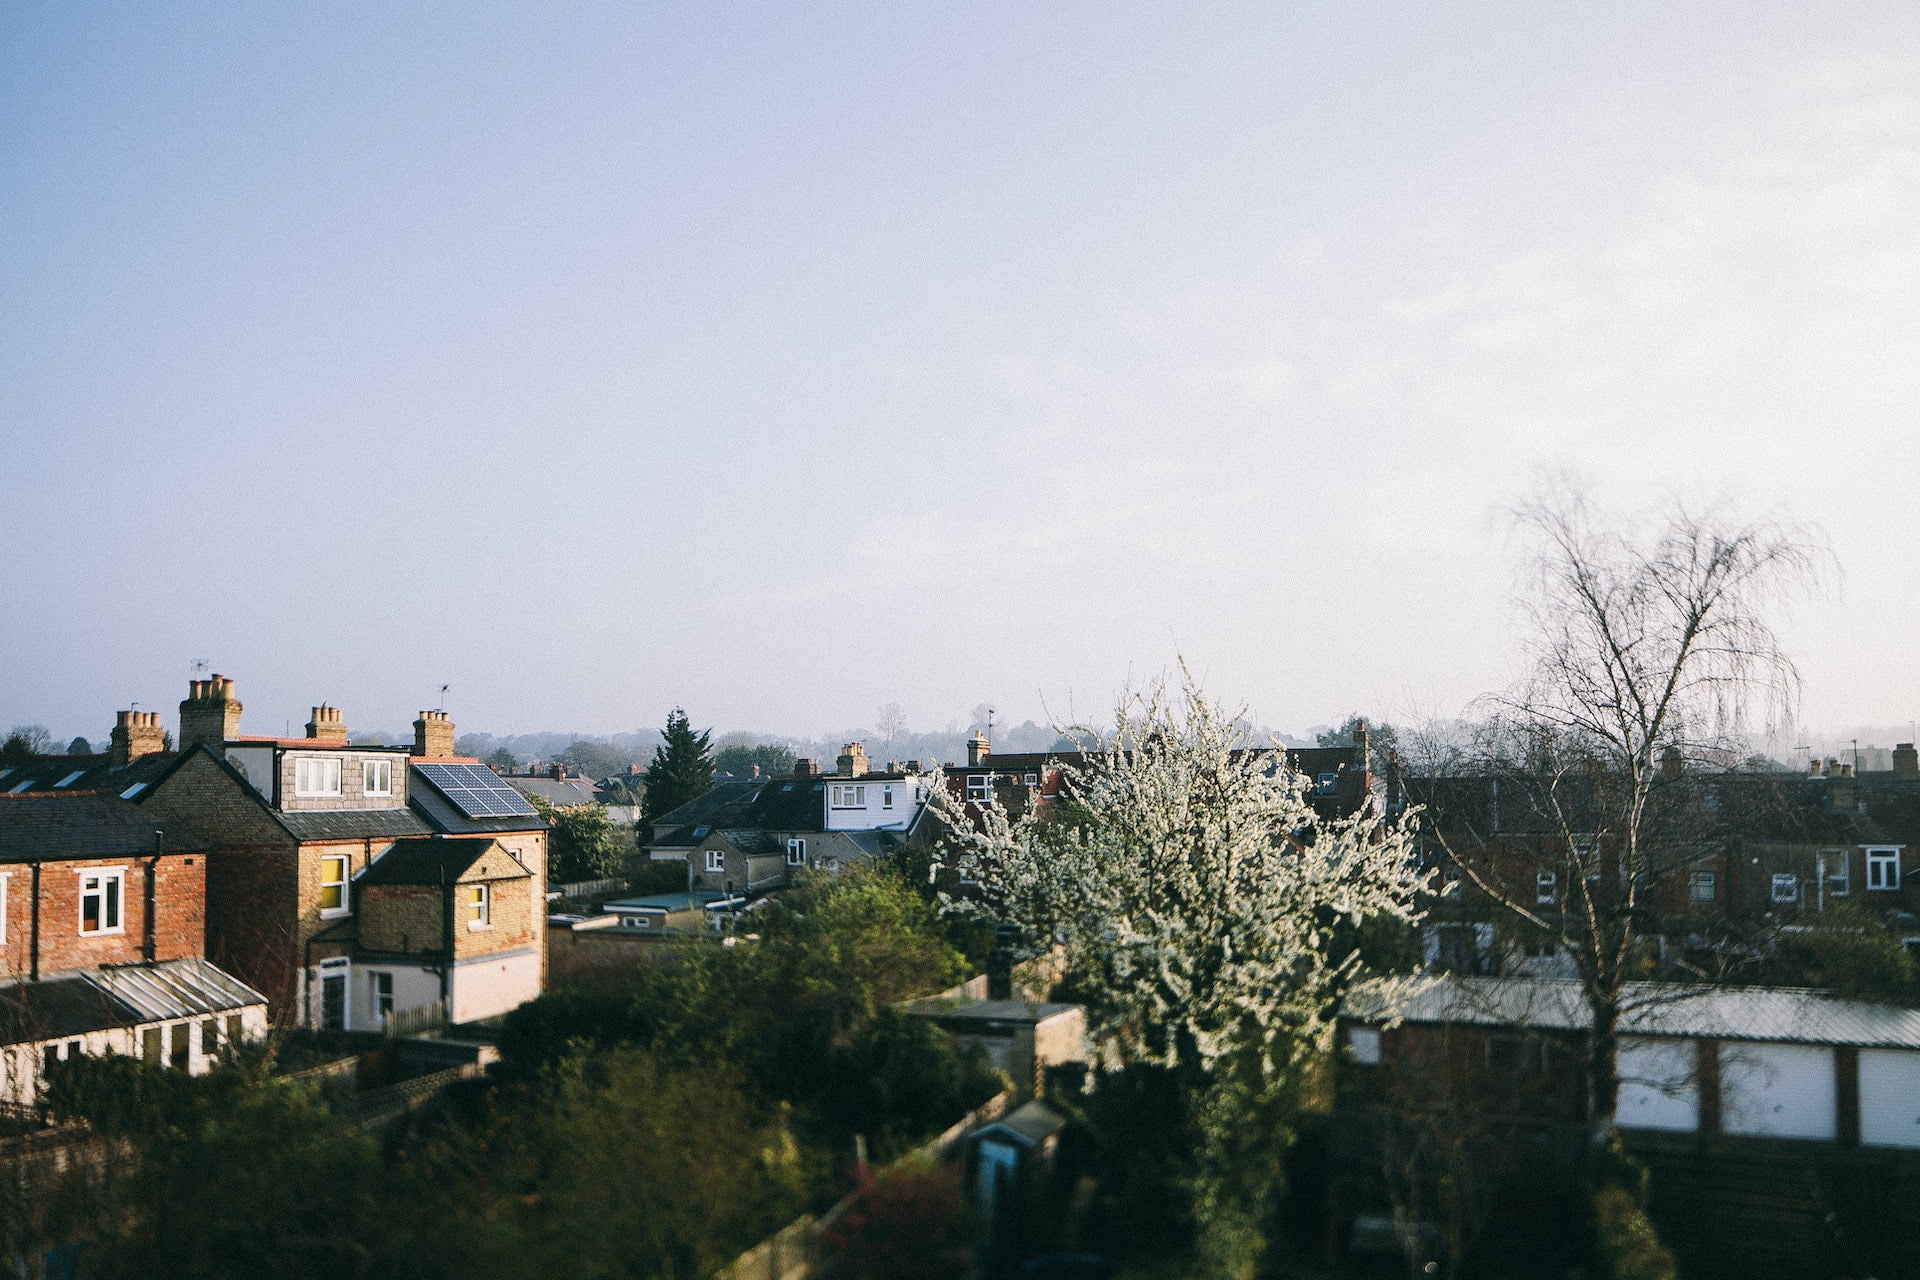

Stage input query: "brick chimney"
[
  {"left": 305, "top": 704, "right": 348, "bottom": 744},
  {"left": 1660, "top": 744, "right": 1685, "bottom": 782},
  {"left": 178, "top": 675, "right": 242, "bottom": 751},
  {"left": 412, "top": 710, "right": 454, "bottom": 758},
  {"left": 549, "top": 763, "right": 564, "bottom": 780},
  {"left": 794, "top": 758, "right": 816, "bottom": 778},
  {"left": 1894, "top": 743, "right": 1918, "bottom": 779},
  {"left": 109, "top": 710, "right": 166, "bottom": 767},
  {"left": 966, "top": 731, "right": 990, "bottom": 767},
  {"left": 837, "top": 742, "right": 869, "bottom": 777}
]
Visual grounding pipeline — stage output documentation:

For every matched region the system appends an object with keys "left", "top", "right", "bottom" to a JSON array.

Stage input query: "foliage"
[
  {"left": 822, "top": 1157, "right": 973, "bottom": 1280},
  {"left": 629, "top": 857, "right": 692, "bottom": 894},
  {"left": 1768, "top": 907, "right": 1920, "bottom": 1004},
  {"left": 927, "top": 672, "right": 1429, "bottom": 1277},
  {"left": 484, "top": 747, "right": 515, "bottom": 772},
  {"left": 41, "top": 1051, "right": 387, "bottom": 1280},
  {"left": 0, "top": 725, "right": 52, "bottom": 760},
  {"left": 1591, "top": 1147, "right": 1676, "bottom": 1280},
  {"left": 556, "top": 738, "right": 636, "bottom": 780},
  {"left": 1315, "top": 714, "right": 1399, "bottom": 774},
  {"left": 642, "top": 707, "right": 715, "bottom": 827},
  {"left": 68, "top": 735, "right": 92, "bottom": 754},
  {"left": 499, "top": 864, "right": 991, "bottom": 1165},
  {"left": 715, "top": 740, "right": 797, "bottom": 778},
  {"left": 930, "top": 672, "right": 1429, "bottom": 1077},
  {"left": 527, "top": 795, "right": 626, "bottom": 883}
]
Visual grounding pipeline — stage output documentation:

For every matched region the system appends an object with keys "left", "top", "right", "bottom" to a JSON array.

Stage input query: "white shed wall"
[
  {"left": 451, "top": 949, "right": 541, "bottom": 1024},
  {"left": 1859, "top": 1048, "right": 1920, "bottom": 1149},
  {"left": 1616, "top": 1037, "right": 1699, "bottom": 1132},
  {"left": 1721, "top": 1042, "right": 1835, "bottom": 1140}
]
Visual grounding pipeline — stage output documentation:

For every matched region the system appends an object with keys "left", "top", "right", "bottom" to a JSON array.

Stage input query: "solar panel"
[{"left": 416, "top": 762, "right": 540, "bottom": 820}]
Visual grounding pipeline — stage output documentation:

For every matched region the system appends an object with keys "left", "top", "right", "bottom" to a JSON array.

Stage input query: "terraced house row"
[{"left": 0, "top": 676, "right": 549, "bottom": 1100}]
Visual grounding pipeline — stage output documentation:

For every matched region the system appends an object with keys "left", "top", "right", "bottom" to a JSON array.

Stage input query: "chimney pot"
[
  {"left": 178, "top": 674, "right": 242, "bottom": 752},
  {"left": 110, "top": 706, "right": 168, "bottom": 767}
]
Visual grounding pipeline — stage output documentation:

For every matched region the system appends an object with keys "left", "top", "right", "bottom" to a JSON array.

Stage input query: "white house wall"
[
  {"left": 450, "top": 948, "right": 540, "bottom": 1024},
  {"left": 348, "top": 962, "right": 444, "bottom": 1033},
  {"left": 1720, "top": 1042, "right": 1836, "bottom": 1140},
  {"left": 824, "top": 778, "right": 926, "bottom": 832},
  {"left": 1859, "top": 1048, "right": 1920, "bottom": 1149},
  {"left": 1616, "top": 1037, "right": 1699, "bottom": 1133}
]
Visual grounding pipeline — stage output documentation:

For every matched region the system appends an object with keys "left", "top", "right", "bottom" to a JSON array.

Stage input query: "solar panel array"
[{"left": 415, "top": 762, "right": 540, "bottom": 819}]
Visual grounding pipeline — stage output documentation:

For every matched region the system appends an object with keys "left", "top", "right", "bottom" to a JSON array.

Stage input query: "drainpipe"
[
  {"left": 438, "top": 865, "right": 453, "bottom": 1014},
  {"left": 145, "top": 830, "right": 161, "bottom": 965},
  {"left": 28, "top": 862, "right": 40, "bottom": 982}
]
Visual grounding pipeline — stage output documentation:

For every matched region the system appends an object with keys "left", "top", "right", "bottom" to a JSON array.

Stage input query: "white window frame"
[
  {"left": 1536, "top": 869, "right": 1556, "bottom": 905},
  {"left": 1771, "top": 873, "right": 1799, "bottom": 904},
  {"left": 78, "top": 868, "right": 126, "bottom": 936},
  {"left": 965, "top": 775, "right": 993, "bottom": 802},
  {"left": 363, "top": 758, "right": 393, "bottom": 796},
  {"left": 465, "top": 883, "right": 491, "bottom": 930},
  {"left": 1823, "top": 850, "right": 1849, "bottom": 897},
  {"left": 830, "top": 784, "right": 866, "bottom": 809},
  {"left": 705, "top": 849, "right": 725, "bottom": 874},
  {"left": 371, "top": 971, "right": 394, "bottom": 1020},
  {"left": 318, "top": 855, "right": 350, "bottom": 918},
  {"left": 1689, "top": 870, "right": 1716, "bottom": 903},
  {"left": 882, "top": 785, "right": 893, "bottom": 809},
  {"left": 786, "top": 838, "right": 806, "bottom": 867},
  {"left": 1024, "top": 773, "right": 1038, "bottom": 786},
  {"left": 294, "top": 756, "right": 342, "bottom": 797},
  {"left": 1866, "top": 847, "right": 1901, "bottom": 892}
]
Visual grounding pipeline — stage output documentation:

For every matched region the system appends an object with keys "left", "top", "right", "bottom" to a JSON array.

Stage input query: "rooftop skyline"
[{"left": 6, "top": 4, "right": 1918, "bottom": 741}]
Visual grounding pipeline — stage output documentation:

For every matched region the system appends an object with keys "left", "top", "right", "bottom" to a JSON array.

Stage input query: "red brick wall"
[{"left": 0, "top": 854, "right": 206, "bottom": 980}]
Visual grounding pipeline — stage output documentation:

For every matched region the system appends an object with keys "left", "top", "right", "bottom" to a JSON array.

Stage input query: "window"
[
  {"left": 1315, "top": 771, "right": 1339, "bottom": 795},
  {"left": 1690, "top": 871, "right": 1717, "bottom": 903},
  {"left": 141, "top": 1028, "right": 161, "bottom": 1066},
  {"left": 53, "top": 771, "right": 85, "bottom": 789},
  {"left": 1824, "top": 851, "right": 1850, "bottom": 897},
  {"left": 1348, "top": 1027, "right": 1383, "bottom": 1066},
  {"left": 318, "top": 856, "right": 349, "bottom": 916},
  {"left": 78, "top": 869, "right": 124, "bottom": 935},
  {"left": 371, "top": 972, "right": 394, "bottom": 1020},
  {"left": 169, "top": 1023, "right": 188, "bottom": 1070},
  {"left": 787, "top": 838, "right": 806, "bottom": 867},
  {"left": 43, "top": 1046, "right": 59, "bottom": 1074},
  {"left": 201, "top": 1020, "right": 218, "bottom": 1056},
  {"left": 1771, "top": 873, "right": 1800, "bottom": 904},
  {"left": 1486, "top": 1034, "right": 1555, "bottom": 1075},
  {"left": 294, "top": 757, "right": 342, "bottom": 797},
  {"left": 830, "top": 785, "right": 866, "bottom": 808},
  {"left": 882, "top": 785, "right": 894, "bottom": 809},
  {"left": 1536, "top": 869, "right": 1557, "bottom": 905},
  {"left": 965, "top": 775, "right": 993, "bottom": 802},
  {"left": 1024, "top": 772, "right": 1038, "bottom": 786},
  {"left": 465, "top": 883, "right": 491, "bottom": 930},
  {"left": 363, "top": 759, "right": 393, "bottom": 796},
  {"left": 1867, "top": 848, "right": 1902, "bottom": 892},
  {"left": 225, "top": 1014, "right": 242, "bottom": 1046},
  {"left": 706, "top": 849, "right": 725, "bottom": 873}
]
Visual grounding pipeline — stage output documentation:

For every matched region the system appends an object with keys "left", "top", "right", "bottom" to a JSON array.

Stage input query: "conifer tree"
[{"left": 642, "top": 707, "right": 715, "bottom": 828}]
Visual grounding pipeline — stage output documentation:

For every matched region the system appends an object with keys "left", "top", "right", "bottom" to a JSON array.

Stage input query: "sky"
[{"left": 5, "top": 2, "right": 1919, "bottom": 746}]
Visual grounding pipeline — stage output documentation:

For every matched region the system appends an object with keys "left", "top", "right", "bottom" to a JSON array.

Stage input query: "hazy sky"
[{"left": 5, "top": 3, "right": 1919, "bottom": 745}]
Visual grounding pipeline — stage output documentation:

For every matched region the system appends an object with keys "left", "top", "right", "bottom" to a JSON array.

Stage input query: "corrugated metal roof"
[
  {"left": 88, "top": 957, "right": 268, "bottom": 1023},
  {"left": 1344, "top": 975, "right": 1920, "bottom": 1051}
]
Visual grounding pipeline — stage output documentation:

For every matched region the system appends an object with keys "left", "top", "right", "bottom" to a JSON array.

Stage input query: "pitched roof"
[
  {"left": 504, "top": 777, "right": 602, "bottom": 807},
  {"left": 1344, "top": 974, "right": 1920, "bottom": 1051},
  {"left": 0, "top": 792, "right": 190, "bottom": 862},
  {"left": 742, "top": 778, "right": 825, "bottom": 831},
  {"left": 408, "top": 764, "right": 550, "bottom": 836},
  {"left": 0, "top": 751, "right": 186, "bottom": 801},
  {"left": 278, "top": 807, "right": 434, "bottom": 842},
  {"left": 357, "top": 836, "right": 529, "bottom": 886},
  {"left": 0, "top": 957, "right": 266, "bottom": 1046}
]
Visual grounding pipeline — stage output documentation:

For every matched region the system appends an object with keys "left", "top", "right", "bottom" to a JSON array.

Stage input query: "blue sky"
[{"left": 6, "top": 3, "right": 1919, "bottom": 744}]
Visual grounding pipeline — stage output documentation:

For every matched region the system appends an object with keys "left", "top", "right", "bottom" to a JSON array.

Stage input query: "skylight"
[
  {"left": 121, "top": 782, "right": 148, "bottom": 799},
  {"left": 7, "top": 780, "right": 32, "bottom": 794},
  {"left": 53, "top": 771, "right": 86, "bottom": 789}
]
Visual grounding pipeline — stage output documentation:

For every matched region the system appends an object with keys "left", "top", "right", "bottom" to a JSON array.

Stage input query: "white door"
[
  {"left": 974, "top": 1138, "right": 1020, "bottom": 1223},
  {"left": 1720, "top": 1042, "right": 1835, "bottom": 1140},
  {"left": 1617, "top": 1037, "right": 1698, "bottom": 1132},
  {"left": 1860, "top": 1049, "right": 1920, "bottom": 1149}
]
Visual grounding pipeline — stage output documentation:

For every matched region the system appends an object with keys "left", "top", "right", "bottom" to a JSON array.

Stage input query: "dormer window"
[
  {"left": 965, "top": 775, "right": 993, "bottom": 802},
  {"left": 1315, "top": 772, "right": 1338, "bottom": 795},
  {"left": 363, "top": 759, "right": 393, "bottom": 796},
  {"left": 830, "top": 785, "right": 866, "bottom": 808},
  {"left": 294, "top": 757, "right": 342, "bottom": 797}
]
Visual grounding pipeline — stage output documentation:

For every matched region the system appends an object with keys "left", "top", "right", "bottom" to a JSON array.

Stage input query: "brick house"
[
  {"left": 15, "top": 676, "right": 549, "bottom": 1030},
  {"left": 0, "top": 790, "right": 268, "bottom": 1103}
]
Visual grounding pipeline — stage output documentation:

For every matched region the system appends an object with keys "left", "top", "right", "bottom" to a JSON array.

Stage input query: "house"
[
  {"left": 0, "top": 789, "right": 268, "bottom": 1102},
  {"left": 641, "top": 744, "right": 929, "bottom": 900},
  {"left": 18, "top": 677, "right": 550, "bottom": 1031},
  {"left": 899, "top": 995, "right": 1086, "bottom": 1095},
  {"left": 1339, "top": 974, "right": 1920, "bottom": 1148}
]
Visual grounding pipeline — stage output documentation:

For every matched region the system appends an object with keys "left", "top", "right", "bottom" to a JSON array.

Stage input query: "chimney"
[
  {"left": 1352, "top": 718, "right": 1371, "bottom": 778},
  {"left": 837, "top": 742, "right": 869, "bottom": 777},
  {"left": 412, "top": 710, "right": 455, "bottom": 758},
  {"left": 109, "top": 710, "right": 166, "bottom": 767},
  {"left": 549, "top": 763, "right": 564, "bottom": 780},
  {"left": 1810, "top": 758, "right": 1825, "bottom": 777},
  {"left": 966, "top": 730, "right": 990, "bottom": 767},
  {"left": 1894, "top": 743, "right": 1918, "bottom": 779},
  {"left": 1830, "top": 761, "right": 1859, "bottom": 813},
  {"left": 1660, "top": 744, "right": 1685, "bottom": 782},
  {"left": 794, "top": 758, "right": 816, "bottom": 778},
  {"left": 178, "top": 675, "right": 242, "bottom": 751},
  {"left": 905, "top": 759, "right": 921, "bottom": 774},
  {"left": 305, "top": 704, "right": 348, "bottom": 744},
  {"left": 1385, "top": 748, "right": 1403, "bottom": 817}
]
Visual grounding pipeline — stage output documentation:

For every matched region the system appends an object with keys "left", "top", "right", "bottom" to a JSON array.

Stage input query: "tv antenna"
[{"left": 437, "top": 684, "right": 449, "bottom": 713}]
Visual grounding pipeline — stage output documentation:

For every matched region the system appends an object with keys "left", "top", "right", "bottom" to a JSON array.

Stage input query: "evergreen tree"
[{"left": 641, "top": 707, "right": 715, "bottom": 828}]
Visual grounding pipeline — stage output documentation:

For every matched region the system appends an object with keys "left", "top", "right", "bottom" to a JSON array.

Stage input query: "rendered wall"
[
  {"left": 1616, "top": 1036, "right": 1699, "bottom": 1132},
  {"left": 1720, "top": 1042, "right": 1836, "bottom": 1139},
  {"left": 1859, "top": 1048, "right": 1920, "bottom": 1149}
]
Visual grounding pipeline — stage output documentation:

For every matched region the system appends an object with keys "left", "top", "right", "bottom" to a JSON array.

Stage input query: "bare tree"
[
  {"left": 876, "top": 703, "right": 906, "bottom": 753},
  {"left": 1431, "top": 480, "right": 1825, "bottom": 1146}
]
